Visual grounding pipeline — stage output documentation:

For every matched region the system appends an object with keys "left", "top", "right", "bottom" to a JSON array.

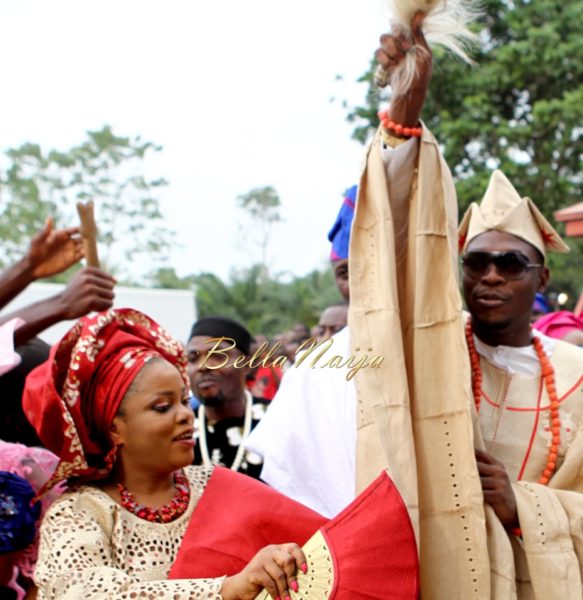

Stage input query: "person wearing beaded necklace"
[
  {"left": 343, "top": 8, "right": 583, "bottom": 599},
  {"left": 457, "top": 171, "right": 583, "bottom": 596},
  {"left": 187, "top": 316, "right": 268, "bottom": 478},
  {"left": 23, "top": 308, "right": 309, "bottom": 600}
]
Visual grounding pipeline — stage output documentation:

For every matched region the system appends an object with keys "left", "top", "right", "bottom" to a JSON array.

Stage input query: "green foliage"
[
  {"left": 0, "top": 126, "right": 174, "bottom": 275},
  {"left": 147, "top": 267, "right": 197, "bottom": 290},
  {"left": 236, "top": 186, "right": 283, "bottom": 277},
  {"left": 237, "top": 186, "right": 282, "bottom": 224},
  {"left": 344, "top": 56, "right": 385, "bottom": 145},
  {"left": 546, "top": 236, "right": 583, "bottom": 306},
  {"left": 345, "top": 0, "right": 583, "bottom": 293},
  {"left": 150, "top": 263, "right": 343, "bottom": 337}
]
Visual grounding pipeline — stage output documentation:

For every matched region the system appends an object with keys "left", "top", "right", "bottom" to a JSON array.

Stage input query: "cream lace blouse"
[{"left": 35, "top": 465, "right": 225, "bottom": 599}]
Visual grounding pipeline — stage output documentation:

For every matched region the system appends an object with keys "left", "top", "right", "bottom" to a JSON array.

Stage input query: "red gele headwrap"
[{"left": 23, "top": 308, "right": 188, "bottom": 494}]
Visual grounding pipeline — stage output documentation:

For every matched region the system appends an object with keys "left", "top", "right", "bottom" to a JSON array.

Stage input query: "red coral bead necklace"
[
  {"left": 465, "top": 319, "right": 560, "bottom": 485},
  {"left": 118, "top": 469, "right": 190, "bottom": 523}
]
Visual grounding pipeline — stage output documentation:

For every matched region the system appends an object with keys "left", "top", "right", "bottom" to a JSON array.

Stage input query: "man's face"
[
  {"left": 291, "top": 323, "right": 309, "bottom": 338},
  {"left": 186, "top": 335, "right": 248, "bottom": 406},
  {"left": 462, "top": 231, "right": 549, "bottom": 332},
  {"left": 317, "top": 305, "right": 349, "bottom": 341},
  {"left": 332, "top": 259, "right": 349, "bottom": 302}
]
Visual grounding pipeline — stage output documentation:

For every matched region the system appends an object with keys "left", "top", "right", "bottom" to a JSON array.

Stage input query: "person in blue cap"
[
  {"left": 327, "top": 185, "right": 357, "bottom": 302},
  {"left": 531, "top": 291, "right": 551, "bottom": 324},
  {"left": 245, "top": 186, "right": 360, "bottom": 517}
]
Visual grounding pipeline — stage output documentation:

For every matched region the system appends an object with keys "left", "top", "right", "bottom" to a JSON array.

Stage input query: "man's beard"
[
  {"left": 472, "top": 315, "right": 512, "bottom": 332},
  {"left": 198, "top": 389, "right": 227, "bottom": 407}
]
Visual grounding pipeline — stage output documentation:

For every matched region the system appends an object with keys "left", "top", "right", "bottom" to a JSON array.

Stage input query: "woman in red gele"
[
  {"left": 24, "top": 308, "right": 418, "bottom": 599},
  {"left": 23, "top": 308, "right": 307, "bottom": 600}
]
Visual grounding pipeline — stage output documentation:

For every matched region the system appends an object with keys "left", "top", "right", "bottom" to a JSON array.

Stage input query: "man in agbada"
[
  {"left": 349, "top": 12, "right": 583, "bottom": 600},
  {"left": 458, "top": 170, "right": 583, "bottom": 598}
]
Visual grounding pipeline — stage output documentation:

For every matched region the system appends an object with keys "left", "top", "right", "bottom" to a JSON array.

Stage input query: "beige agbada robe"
[{"left": 349, "top": 126, "right": 583, "bottom": 599}]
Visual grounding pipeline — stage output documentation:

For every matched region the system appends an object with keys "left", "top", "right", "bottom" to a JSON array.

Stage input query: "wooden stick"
[{"left": 76, "top": 201, "right": 100, "bottom": 268}]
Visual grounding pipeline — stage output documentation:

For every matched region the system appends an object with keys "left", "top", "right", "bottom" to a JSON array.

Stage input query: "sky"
[{"left": 0, "top": 0, "right": 390, "bottom": 282}]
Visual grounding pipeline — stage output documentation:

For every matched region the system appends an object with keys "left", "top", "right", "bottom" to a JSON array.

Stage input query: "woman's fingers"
[
  {"left": 280, "top": 543, "right": 307, "bottom": 575},
  {"left": 262, "top": 544, "right": 305, "bottom": 598}
]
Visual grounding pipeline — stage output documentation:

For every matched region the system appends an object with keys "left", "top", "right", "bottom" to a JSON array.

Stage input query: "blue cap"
[{"left": 328, "top": 185, "right": 357, "bottom": 261}]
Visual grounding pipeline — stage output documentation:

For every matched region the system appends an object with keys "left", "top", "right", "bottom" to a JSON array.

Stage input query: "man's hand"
[
  {"left": 56, "top": 267, "right": 116, "bottom": 320},
  {"left": 475, "top": 448, "right": 519, "bottom": 528},
  {"left": 26, "top": 217, "right": 84, "bottom": 279},
  {"left": 221, "top": 543, "right": 306, "bottom": 600},
  {"left": 375, "top": 11, "right": 433, "bottom": 127}
]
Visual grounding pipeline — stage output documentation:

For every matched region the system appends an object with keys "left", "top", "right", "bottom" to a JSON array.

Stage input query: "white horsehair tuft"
[{"left": 380, "top": 0, "right": 480, "bottom": 97}]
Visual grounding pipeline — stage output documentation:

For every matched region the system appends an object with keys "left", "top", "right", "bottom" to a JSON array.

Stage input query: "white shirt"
[
  {"left": 245, "top": 327, "right": 357, "bottom": 517},
  {"left": 0, "top": 317, "right": 24, "bottom": 376},
  {"left": 474, "top": 330, "right": 556, "bottom": 376}
]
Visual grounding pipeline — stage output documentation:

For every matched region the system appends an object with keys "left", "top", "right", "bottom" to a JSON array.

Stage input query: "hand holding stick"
[{"left": 76, "top": 201, "right": 100, "bottom": 268}]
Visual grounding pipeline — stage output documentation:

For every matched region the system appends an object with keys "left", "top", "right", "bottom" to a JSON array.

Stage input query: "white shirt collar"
[{"left": 474, "top": 329, "right": 556, "bottom": 376}]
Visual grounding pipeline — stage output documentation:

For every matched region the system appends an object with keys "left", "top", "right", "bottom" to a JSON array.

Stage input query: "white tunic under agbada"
[{"left": 245, "top": 326, "right": 357, "bottom": 518}]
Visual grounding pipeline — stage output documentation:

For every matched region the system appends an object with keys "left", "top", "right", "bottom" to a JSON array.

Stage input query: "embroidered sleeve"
[{"left": 35, "top": 494, "right": 224, "bottom": 599}]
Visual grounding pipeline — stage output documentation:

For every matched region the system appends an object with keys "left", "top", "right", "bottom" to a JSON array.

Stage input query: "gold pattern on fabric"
[
  {"left": 479, "top": 344, "right": 583, "bottom": 483},
  {"left": 479, "top": 339, "right": 583, "bottom": 598}
]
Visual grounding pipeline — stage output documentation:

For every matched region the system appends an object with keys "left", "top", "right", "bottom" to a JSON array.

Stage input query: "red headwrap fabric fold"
[{"left": 23, "top": 308, "right": 188, "bottom": 494}]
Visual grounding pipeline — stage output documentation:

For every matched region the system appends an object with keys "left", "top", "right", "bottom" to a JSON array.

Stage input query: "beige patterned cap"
[{"left": 459, "top": 169, "right": 570, "bottom": 258}]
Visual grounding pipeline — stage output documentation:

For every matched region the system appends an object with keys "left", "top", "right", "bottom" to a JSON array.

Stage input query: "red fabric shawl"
[{"left": 534, "top": 310, "right": 583, "bottom": 340}]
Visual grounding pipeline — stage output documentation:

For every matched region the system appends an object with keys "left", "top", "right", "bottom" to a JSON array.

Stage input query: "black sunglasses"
[{"left": 461, "top": 251, "right": 543, "bottom": 280}]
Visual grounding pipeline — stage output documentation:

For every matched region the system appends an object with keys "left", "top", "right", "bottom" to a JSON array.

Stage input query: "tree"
[
  {"left": 192, "top": 264, "right": 342, "bottom": 337},
  {"left": 148, "top": 267, "right": 197, "bottom": 290},
  {"left": 0, "top": 125, "right": 175, "bottom": 276},
  {"left": 344, "top": 0, "right": 583, "bottom": 296},
  {"left": 236, "top": 186, "right": 282, "bottom": 278},
  {"left": 345, "top": 0, "right": 583, "bottom": 214}
]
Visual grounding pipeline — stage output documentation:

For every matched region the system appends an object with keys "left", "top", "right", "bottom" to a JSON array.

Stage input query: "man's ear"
[{"left": 538, "top": 266, "right": 550, "bottom": 292}]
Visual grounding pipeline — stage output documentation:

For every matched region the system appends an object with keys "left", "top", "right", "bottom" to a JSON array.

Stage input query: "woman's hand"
[{"left": 220, "top": 543, "right": 307, "bottom": 600}]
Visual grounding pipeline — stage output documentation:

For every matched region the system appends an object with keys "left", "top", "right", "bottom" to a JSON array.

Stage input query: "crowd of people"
[{"left": 2, "top": 8, "right": 583, "bottom": 600}]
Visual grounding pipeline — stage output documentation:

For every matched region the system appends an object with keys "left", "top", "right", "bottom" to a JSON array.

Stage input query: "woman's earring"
[{"left": 104, "top": 443, "right": 122, "bottom": 471}]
